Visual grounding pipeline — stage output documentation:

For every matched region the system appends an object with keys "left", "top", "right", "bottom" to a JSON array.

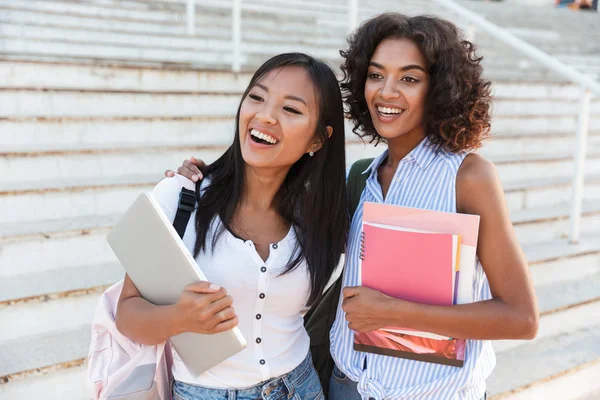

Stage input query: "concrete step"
[
  {"left": 0, "top": 7, "right": 346, "bottom": 42},
  {"left": 0, "top": 21, "right": 344, "bottom": 54},
  {"left": 513, "top": 202, "right": 600, "bottom": 245},
  {"left": 0, "top": 180, "right": 153, "bottom": 225},
  {"left": 489, "top": 323, "right": 600, "bottom": 399},
  {"left": 0, "top": 60, "right": 253, "bottom": 92},
  {"left": 490, "top": 82, "right": 597, "bottom": 100},
  {"left": 0, "top": 38, "right": 242, "bottom": 70},
  {"left": 1, "top": 238, "right": 598, "bottom": 394},
  {"left": 0, "top": 117, "right": 239, "bottom": 152},
  {"left": 480, "top": 132, "right": 600, "bottom": 157},
  {"left": 2, "top": 196, "right": 598, "bottom": 301},
  {"left": 0, "top": 262, "right": 122, "bottom": 304},
  {"left": 491, "top": 115, "right": 600, "bottom": 136},
  {"left": 0, "top": 142, "right": 383, "bottom": 190},
  {"left": 4, "top": 86, "right": 599, "bottom": 119},
  {"left": 0, "top": 325, "right": 90, "bottom": 379},
  {"left": 0, "top": 0, "right": 347, "bottom": 36},
  {"left": 493, "top": 98, "right": 600, "bottom": 117},
  {"left": 0, "top": 89, "right": 242, "bottom": 118},
  {"left": 4, "top": 156, "right": 600, "bottom": 223},
  {"left": 493, "top": 152, "right": 600, "bottom": 182},
  {"left": 3, "top": 113, "right": 600, "bottom": 156},
  {"left": 0, "top": 221, "right": 116, "bottom": 283},
  {"left": 0, "top": 362, "right": 90, "bottom": 400},
  {"left": 503, "top": 175, "right": 600, "bottom": 212},
  {"left": 3, "top": 59, "right": 595, "bottom": 100},
  {"left": 0, "top": 292, "right": 102, "bottom": 342},
  {"left": 2, "top": 111, "right": 600, "bottom": 157},
  {"left": 0, "top": 61, "right": 596, "bottom": 104},
  {"left": 1, "top": 179, "right": 598, "bottom": 292}
]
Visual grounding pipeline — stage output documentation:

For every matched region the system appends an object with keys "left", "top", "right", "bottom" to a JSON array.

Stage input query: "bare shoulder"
[
  {"left": 456, "top": 153, "right": 503, "bottom": 214},
  {"left": 458, "top": 153, "right": 497, "bottom": 183}
]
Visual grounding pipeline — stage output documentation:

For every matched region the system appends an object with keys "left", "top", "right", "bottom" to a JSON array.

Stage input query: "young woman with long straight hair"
[{"left": 116, "top": 52, "right": 348, "bottom": 400}]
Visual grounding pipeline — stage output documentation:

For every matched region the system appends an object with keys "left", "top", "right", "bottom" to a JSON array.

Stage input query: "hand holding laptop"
[{"left": 173, "top": 282, "right": 239, "bottom": 335}]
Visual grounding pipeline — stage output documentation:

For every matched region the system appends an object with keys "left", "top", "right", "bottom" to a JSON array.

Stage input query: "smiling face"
[
  {"left": 238, "top": 66, "right": 321, "bottom": 170},
  {"left": 364, "top": 37, "right": 430, "bottom": 142}
]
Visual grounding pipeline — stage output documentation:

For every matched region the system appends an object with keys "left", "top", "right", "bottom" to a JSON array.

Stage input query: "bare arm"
[
  {"left": 116, "top": 274, "right": 239, "bottom": 345},
  {"left": 343, "top": 154, "right": 539, "bottom": 340}
]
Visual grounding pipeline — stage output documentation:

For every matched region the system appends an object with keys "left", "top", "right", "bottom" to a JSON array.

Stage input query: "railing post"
[
  {"left": 232, "top": 0, "right": 242, "bottom": 72},
  {"left": 348, "top": 0, "right": 358, "bottom": 34},
  {"left": 186, "top": 0, "right": 195, "bottom": 36},
  {"left": 569, "top": 88, "right": 592, "bottom": 244}
]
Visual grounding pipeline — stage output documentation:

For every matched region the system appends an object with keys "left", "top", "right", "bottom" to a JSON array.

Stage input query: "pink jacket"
[{"left": 87, "top": 281, "right": 173, "bottom": 400}]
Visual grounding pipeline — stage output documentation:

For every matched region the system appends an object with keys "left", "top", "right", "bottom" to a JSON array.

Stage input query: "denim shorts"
[
  {"left": 329, "top": 364, "right": 486, "bottom": 400},
  {"left": 173, "top": 353, "right": 324, "bottom": 400}
]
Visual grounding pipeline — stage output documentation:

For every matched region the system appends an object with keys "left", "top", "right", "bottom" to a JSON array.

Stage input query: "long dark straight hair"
[{"left": 193, "top": 53, "right": 349, "bottom": 306}]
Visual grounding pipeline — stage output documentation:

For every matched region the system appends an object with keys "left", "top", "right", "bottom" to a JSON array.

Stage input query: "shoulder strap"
[
  {"left": 173, "top": 187, "right": 196, "bottom": 238},
  {"left": 347, "top": 158, "right": 374, "bottom": 220}
]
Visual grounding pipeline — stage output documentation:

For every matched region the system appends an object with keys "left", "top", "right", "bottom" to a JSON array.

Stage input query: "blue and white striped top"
[{"left": 330, "top": 137, "right": 496, "bottom": 400}]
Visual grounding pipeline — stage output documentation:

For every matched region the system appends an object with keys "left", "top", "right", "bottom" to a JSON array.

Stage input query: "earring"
[{"left": 309, "top": 151, "right": 315, "bottom": 157}]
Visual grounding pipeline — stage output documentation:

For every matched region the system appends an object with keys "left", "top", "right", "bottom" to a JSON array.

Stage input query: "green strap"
[{"left": 347, "top": 158, "right": 374, "bottom": 220}]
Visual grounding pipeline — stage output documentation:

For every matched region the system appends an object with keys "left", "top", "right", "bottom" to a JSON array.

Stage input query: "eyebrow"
[
  {"left": 254, "top": 83, "right": 308, "bottom": 106},
  {"left": 369, "top": 61, "right": 427, "bottom": 74}
]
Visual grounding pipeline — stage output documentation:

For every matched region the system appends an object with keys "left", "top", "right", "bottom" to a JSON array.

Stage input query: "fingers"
[
  {"left": 343, "top": 286, "right": 359, "bottom": 299},
  {"left": 211, "top": 316, "right": 239, "bottom": 333},
  {"left": 164, "top": 169, "right": 175, "bottom": 178},
  {"left": 342, "top": 296, "right": 353, "bottom": 312},
  {"left": 184, "top": 281, "right": 223, "bottom": 295},
  {"left": 190, "top": 157, "right": 206, "bottom": 169},
  {"left": 205, "top": 294, "right": 235, "bottom": 317},
  {"left": 177, "top": 159, "right": 203, "bottom": 182}
]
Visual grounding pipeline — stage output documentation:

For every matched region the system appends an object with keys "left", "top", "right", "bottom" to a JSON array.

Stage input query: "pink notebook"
[
  {"left": 360, "top": 223, "right": 456, "bottom": 307},
  {"left": 353, "top": 202, "right": 479, "bottom": 367}
]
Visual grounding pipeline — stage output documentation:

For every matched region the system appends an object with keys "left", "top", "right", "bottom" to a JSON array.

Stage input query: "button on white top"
[{"left": 152, "top": 176, "right": 311, "bottom": 389}]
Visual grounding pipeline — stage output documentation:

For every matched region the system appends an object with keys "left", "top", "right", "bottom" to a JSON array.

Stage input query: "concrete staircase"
[{"left": 1, "top": 1, "right": 600, "bottom": 399}]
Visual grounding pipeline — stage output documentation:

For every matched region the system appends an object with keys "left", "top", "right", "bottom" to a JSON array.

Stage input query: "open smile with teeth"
[
  {"left": 377, "top": 106, "right": 404, "bottom": 115},
  {"left": 250, "top": 128, "right": 279, "bottom": 145}
]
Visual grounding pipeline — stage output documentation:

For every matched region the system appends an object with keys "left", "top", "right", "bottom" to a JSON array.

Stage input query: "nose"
[
  {"left": 379, "top": 77, "right": 401, "bottom": 100},
  {"left": 254, "top": 103, "right": 277, "bottom": 125}
]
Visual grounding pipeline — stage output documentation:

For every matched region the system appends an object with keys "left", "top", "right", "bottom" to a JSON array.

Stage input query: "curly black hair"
[{"left": 340, "top": 13, "right": 492, "bottom": 152}]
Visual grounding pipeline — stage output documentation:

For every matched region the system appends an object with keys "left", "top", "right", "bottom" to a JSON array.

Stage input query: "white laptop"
[{"left": 107, "top": 192, "right": 247, "bottom": 376}]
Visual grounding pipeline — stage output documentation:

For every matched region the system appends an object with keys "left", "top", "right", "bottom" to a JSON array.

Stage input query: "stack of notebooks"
[{"left": 353, "top": 202, "right": 480, "bottom": 367}]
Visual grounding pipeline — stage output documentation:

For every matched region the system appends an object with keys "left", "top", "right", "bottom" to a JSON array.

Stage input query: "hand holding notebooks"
[{"left": 353, "top": 202, "right": 480, "bottom": 367}]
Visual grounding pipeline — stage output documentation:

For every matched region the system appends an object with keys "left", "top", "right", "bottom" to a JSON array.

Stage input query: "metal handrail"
[
  {"left": 437, "top": 0, "right": 596, "bottom": 243},
  {"left": 437, "top": 0, "right": 600, "bottom": 97},
  {"left": 183, "top": 0, "right": 595, "bottom": 243}
]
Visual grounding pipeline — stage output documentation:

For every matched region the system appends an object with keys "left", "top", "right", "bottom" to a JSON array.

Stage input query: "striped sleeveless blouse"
[{"left": 330, "top": 137, "right": 496, "bottom": 400}]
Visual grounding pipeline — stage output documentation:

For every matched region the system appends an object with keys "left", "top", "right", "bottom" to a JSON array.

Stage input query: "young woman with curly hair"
[
  {"left": 327, "top": 13, "right": 538, "bottom": 400},
  {"left": 167, "top": 12, "right": 538, "bottom": 400}
]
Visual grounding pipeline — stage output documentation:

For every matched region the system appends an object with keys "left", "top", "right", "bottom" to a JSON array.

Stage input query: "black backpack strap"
[
  {"left": 347, "top": 158, "right": 374, "bottom": 220},
  {"left": 173, "top": 187, "right": 196, "bottom": 239},
  {"left": 302, "top": 158, "right": 374, "bottom": 396}
]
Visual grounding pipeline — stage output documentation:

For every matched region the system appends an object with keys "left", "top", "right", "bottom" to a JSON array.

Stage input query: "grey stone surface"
[
  {"left": 537, "top": 273, "right": 600, "bottom": 314},
  {"left": 0, "top": 262, "right": 122, "bottom": 302},
  {"left": 0, "top": 214, "right": 118, "bottom": 239},
  {"left": 488, "top": 324, "right": 600, "bottom": 396},
  {"left": 0, "top": 326, "right": 90, "bottom": 378}
]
